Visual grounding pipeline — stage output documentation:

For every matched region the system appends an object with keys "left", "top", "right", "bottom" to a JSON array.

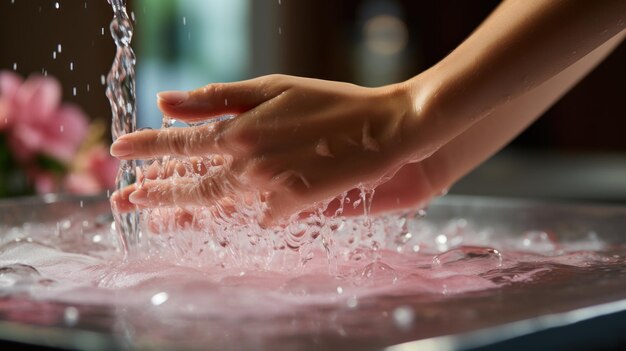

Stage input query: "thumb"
[{"left": 157, "top": 75, "right": 286, "bottom": 122}]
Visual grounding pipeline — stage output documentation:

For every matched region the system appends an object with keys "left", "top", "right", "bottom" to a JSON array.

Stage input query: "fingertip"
[
  {"left": 110, "top": 185, "right": 138, "bottom": 213},
  {"left": 157, "top": 91, "right": 189, "bottom": 106},
  {"left": 129, "top": 188, "right": 149, "bottom": 206}
]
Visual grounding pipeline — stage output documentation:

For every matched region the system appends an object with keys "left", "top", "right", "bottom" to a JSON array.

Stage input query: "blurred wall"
[
  {"left": 272, "top": 0, "right": 626, "bottom": 152},
  {"left": 0, "top": 0, "right": 116, "bottom": 123}
]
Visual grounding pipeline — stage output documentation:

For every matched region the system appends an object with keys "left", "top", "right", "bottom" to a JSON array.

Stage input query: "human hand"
[{"left": 110, "top": 75, "right": 425, "bottom": 224}]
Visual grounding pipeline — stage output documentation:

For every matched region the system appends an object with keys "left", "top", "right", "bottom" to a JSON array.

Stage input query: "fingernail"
[
  {"left": 129, "top": 190, "right": 148, "bottom": 205},
  {"left": 157, "top": 91, "right": 189, "bottom": 106},
  {"left": 110, "top": 139, "right": 133, "bottom": 157}
]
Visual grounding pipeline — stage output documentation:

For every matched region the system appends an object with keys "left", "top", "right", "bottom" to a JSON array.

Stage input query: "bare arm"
[{"left": 401, "top": 0, "right": 626, "bottom": 159}]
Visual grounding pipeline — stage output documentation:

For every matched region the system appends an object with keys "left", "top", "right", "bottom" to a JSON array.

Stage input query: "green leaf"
[{"left": 36, "top": 154, "right": 68, "bottom": 174}]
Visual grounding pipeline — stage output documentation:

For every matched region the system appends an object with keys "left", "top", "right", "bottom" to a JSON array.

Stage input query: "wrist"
[{"left": 390, "top": 71, "right": 446, "bottom": 163}]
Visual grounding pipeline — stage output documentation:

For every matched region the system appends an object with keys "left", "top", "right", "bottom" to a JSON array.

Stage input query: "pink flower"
[
  {"left": 65, "top": 143, "right": 119, "bottom": 195},
  {"left": 0, "top": 71, "right": 88, "bottom": 163}
]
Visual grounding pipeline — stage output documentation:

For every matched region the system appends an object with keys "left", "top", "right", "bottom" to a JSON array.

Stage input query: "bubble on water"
[
  {"left": 346, "top": 296, "right": 358, "bottom": 309},
  {"left": 64, "top": 306, "right": 80, "bottom": 326},
  {"left": 150, "top": 291, "right": 169, "bottom": 306},
  {"left": 521, "top": 230, "right": 557, "bottom": 253},
  {"left": 0, "top": 264, "right": 41, "bottom": 288},
  {"left": 433, "top": 246, "right": 503, "bottom": 271},
  {"left": 436, "top": 234, "right": 447, "bottom": 245},
  {"left": 392, "top": 305, "right": 415, "bottom": 330},
  {"left": 357, "top": 261, "right": 398, "bottom": 286}
]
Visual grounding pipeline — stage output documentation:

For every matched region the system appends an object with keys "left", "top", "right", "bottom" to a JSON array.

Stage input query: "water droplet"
[
  {"left": 436, "top": 234, "right": 447, "bottom": 244},
  {"left": 57, "top": 44, "right": 62, "bottom": 53},
  {"left": 151, "top": 291, "right": 169, "bottom": 306},
  {"left": 12, "top": 63, "right": 17, "bottom": 71},
  {"left": 64, "top": 307, "right": 79, "bottom": 326},
  {"left": 182, "top": 16, "right": 186, "bottom": 26},
  {"left": 392, "top": 305, "right": 415, "bottom": 330},
  {"left": 53, "top": 51, "right": 57, "bottom": 59},
  {"left": 55, "top": 2, "right": 60, "bottom": 9},
  {"left": 100, "top": 74, "right": 106, "bottom": 85},
  {"left": 72, "top": 87, "right": 77, "bottom": 96},
  {"left": 59, "top": 125, "right": 64, "bottom": 133},
  {"left": 70, "top": 62, "right": 74, "bottom": 71},
  {"left": 346, "top": 296, "right": 358, "bottom": 308}
]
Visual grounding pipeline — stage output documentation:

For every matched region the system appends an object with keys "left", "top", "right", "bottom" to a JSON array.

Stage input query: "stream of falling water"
[{"left": 106, "top": 0, "right": 139, "bottom": 258}]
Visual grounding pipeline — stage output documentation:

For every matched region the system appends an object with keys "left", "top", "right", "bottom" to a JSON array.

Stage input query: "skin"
[{"left": 111, "top": 0, "right": 626, "bottom": 225}]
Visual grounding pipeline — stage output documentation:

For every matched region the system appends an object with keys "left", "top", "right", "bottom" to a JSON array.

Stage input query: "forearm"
[{"left": 403, "top": 0, "right": 626, "bottom": 156}]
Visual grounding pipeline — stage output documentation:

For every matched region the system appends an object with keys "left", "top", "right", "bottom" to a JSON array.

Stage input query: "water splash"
[{"left": 106, "top": 0, "right": 140, "bottom": 258}]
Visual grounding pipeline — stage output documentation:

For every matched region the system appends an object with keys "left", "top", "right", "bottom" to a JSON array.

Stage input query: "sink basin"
[{"left": 0, "top": 194, "right": 625, "bottom": 351}]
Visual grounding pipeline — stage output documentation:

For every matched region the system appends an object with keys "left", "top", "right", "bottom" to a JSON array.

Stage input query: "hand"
[{"left": 111, "top": 75, "right": 422, "bottom": 223}]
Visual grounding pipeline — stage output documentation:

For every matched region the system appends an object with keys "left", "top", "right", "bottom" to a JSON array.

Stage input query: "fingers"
[
  {"left": 110, "top": 184, "right": 138, "bottom": 213},
  {"left": 157, "top": 76, "right": 287, "bottom": 122},
  {"left": 111, "top": 123, "right": 228, "bottom": 159},
  {"left": 128, "top": 171, "right": 239, "bottom": 209}
]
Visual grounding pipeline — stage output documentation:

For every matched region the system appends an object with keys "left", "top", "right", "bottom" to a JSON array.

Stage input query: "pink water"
[
  {"left": 1, "top": 197, "right": 626, "bottom": 350},
  {"left": 0, "top": 207, "right": 616, "bottom": 313}
]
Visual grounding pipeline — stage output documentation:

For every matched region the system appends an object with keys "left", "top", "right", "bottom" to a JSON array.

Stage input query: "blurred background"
[{"left": 0, "top": 0, "right": 624, "bottom": 202}]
